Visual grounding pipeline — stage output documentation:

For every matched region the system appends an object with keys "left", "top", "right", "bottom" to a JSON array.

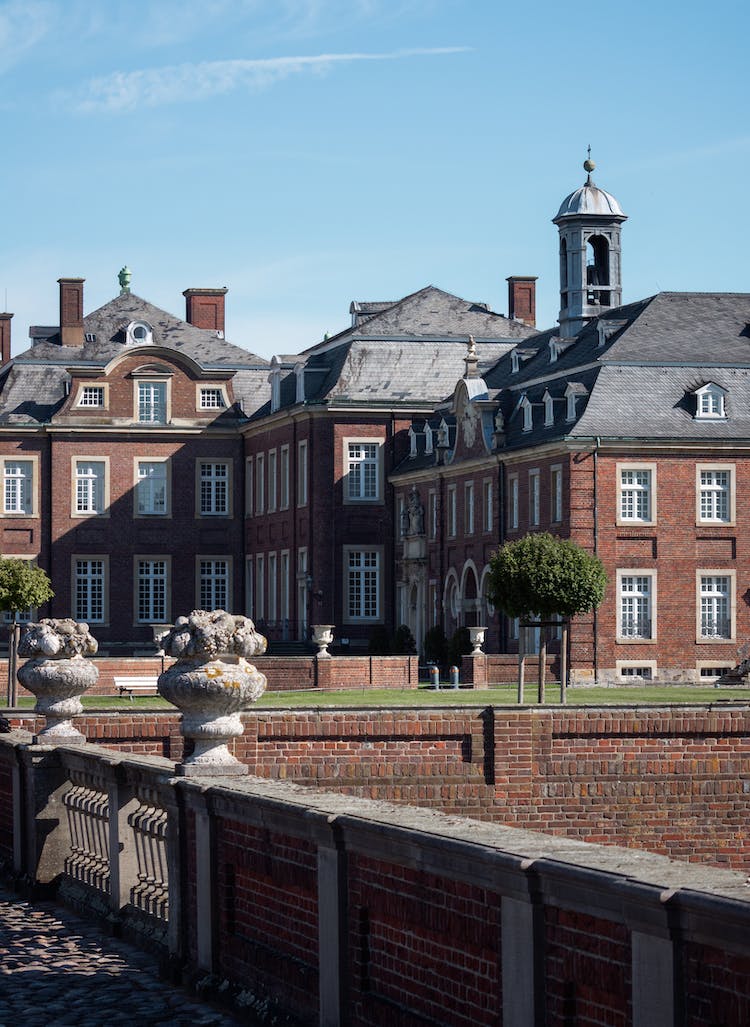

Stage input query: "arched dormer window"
[
  {"left": 695, "top": 383, "right": 727, "bottom": 419},
  {"left": 126, "top": 320, "right": 154, "bottom": 346},
  {"left": 543, "top": 390, "right": 554, "bottom": 426},
  {"left": 424, "top": 422, "right": 433, "bottom": 455},
  {"left": 521, "top": 395, "right": 532, "bottom": 432}
]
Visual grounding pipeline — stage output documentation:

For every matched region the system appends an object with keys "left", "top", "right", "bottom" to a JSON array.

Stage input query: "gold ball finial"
[{"left": 583, "top": 145, "right": 595, "bottom": 174}]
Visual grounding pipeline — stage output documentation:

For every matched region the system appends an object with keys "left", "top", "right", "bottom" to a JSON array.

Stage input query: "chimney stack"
[
  {"left": 183, "top": 288, "right": 228, "bottom": 334},
  {"left": 58, "top": 278, "right": 85, "bottom": 347},
  {"left": 507, "top": 276, "right": 537, "bottom": 328},
  {"left": 0, "top": 313, "right": 12, "bottom": 367}
]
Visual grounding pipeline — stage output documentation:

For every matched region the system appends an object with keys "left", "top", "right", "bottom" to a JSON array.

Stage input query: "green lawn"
[{"left": 8, "top": 683, "right": 750, "bottom": 711}]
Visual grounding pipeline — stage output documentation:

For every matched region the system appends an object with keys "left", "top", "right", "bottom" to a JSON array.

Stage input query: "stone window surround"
[
  {"left": 71, "top": 456, "right": 110, "bottom": 519},
  {"left": 696, "top": 568, "right": 736, "bottom": 644},
  {"left": 133, "top": 554, "right": 171, "bottom": 625},
  {"left": 695, "top": 463, "right": 735, "bottom": 526},
  {"left": 343, "top": 544, "right": 383, "bottom": 624},
  {"left": 616, "top": 568, "right": 657, "bottom": 644},
  {"left": 195, "top": 460, "right": 232, "bottom": 518},
  {"left": 72, "top": 554, "right": 109, "bottom": 625},
  {"left": 616, "top": 462, "right": 657, "bottom": 526},
  {"left": 343, "top": 436, "right": 384, "bottom": 505},
  {"left": 133, "top": 456, "right": 171, "bottom": 518},
  {"left": 0, "top": 454, "right": 39, "bottom": 517}
]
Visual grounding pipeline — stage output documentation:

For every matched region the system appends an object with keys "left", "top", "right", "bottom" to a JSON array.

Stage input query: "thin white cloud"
[
  {"left": 0, "top": 1, "right": 54, "bottom": 73},
  {"left": 69, "top": 46, "right": 470, "bottom": 113}
]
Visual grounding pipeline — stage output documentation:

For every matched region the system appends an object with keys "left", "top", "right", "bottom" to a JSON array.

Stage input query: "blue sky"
[{"left": 1, "top": 0, "right": 748, "bottom": 358}]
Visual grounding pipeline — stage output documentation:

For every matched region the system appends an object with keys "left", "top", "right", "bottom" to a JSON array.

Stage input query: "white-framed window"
[
  {"left": 529, "top": 469, "right": 540, "bottom": 527},
  {"left": 2, "top": 459, "right": 34, "bottom": 515},
  {"left": 617, "top": 570, "right": 656, "bottom": 642},
  {"left": 447, "top": 485, "right": 457, "bottom": 537},
  {"left": 268, "top": 551, "right": 277, "bottom": 622},
  {"left": 74, "top": 459, "right": 107, "bottom": 516},
  {"left": 136, "top": 459, "right": 169, "bottom": 516},
  {"left": 618, "top": 464, "right": 655, "bottom": 525},
  {"left": 508, "top": 473, "right": 519, "bottom": 531},
  {"left": 255, "top": 554, "right": 265, "bottom": 620},
  {"left": 198, "top": 558, "right": 230, "bottom": 611},
  {"left": 345, "top": 439, "right": 382, "bottom": 502},
  {"left": 697, "top": 465, "right": 734, "bottom": 525},
  {"left": 464, "top": 482, "right": 475, "bottom": 535},
  {"left": 565, "top": 383, "right": 586, "bottom": 422},
  {"left": 280, "top": 445, "right": 290, "bottom": 510},
  {"left": 543, "top": 390, "right": 554, "bottom": 426},
  {"left": 280, "top": 550, "right": 290, "bottom": 626},
  {"left": 268, "top": 449, "right": 277, "bottom": 513},
  {"left": 521, "top": 396, "right": 532, "bottom": 432},
  {"left": 345, "top": 548, "right": 381, "bottom": 621},
  {"left": 136, "top": 558, "right": 169, "bottom": 623},
  {"left": 297, "top": 547, "right": 308, "bottom": 636},
  {"left": 198, "top": 386, "right": 227, "bottom": 410},
  {"left": 429, "top": 490, "right": 438, "bottom": 539},
  {"left": 245, "top": 457, "right": 253, "bottom": 517},
  {"left": 77, "top": 385, "right": 105, "bottom": 408},
  {"left": 398, "top": 495, "right": 406, "bottom": 537},
  {"left": 126, "top": 321, "right": 153, "bottom": 346},
  {"left": 616, "top": 660, "right": 657, "bottom": 681},
  {"left": 695, "top": 383, "right": 727, "bottom": 419},
  {"left": 137, "top": 381, "right": 167, "bottom": 424},
  {"left": 245, "top": 557, "right": 253, "bottom": 619},
  {"left": 696, "top": 661, "right": 733, "bottom": 681},
  {"left": 199, "top": 461, "right": 230, "bottom": 516},
  {"left": 256, "top": 453, "right": 265, "bottom": 514},
  {"left": 697, "top": 572, "right": 734, "bottom": 642},
  {"left": 482, "top": 479, "right": 493, "bottom": 533},
  {"left": 551, "top": 464, "right": 563, "bottom": 524},
  {"left": 297, "top": 440, "right": 308, "bottom": 507},
  {"left": 74, "top": 557, "right": 107, "bottom": 624}
]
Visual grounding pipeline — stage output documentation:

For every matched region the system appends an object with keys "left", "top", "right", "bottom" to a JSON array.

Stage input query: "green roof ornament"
[{"left": 118, "top": 266, "right": 132, "bottom": 294}]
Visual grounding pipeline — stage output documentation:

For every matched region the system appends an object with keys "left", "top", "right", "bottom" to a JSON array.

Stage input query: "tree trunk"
[
  {"left": 517, "top": 624, "right": 525, "bottom": 704},
  {"left": 538, "top": 625, "right": 547, "bottom": 704},
  {"left": 561, "top": 622, "right": 568, "bottom": 705},
  {"left": 7, "top": 618, "right": 19, "bottom": 707}
]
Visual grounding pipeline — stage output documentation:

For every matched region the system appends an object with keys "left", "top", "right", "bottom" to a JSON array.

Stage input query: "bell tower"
[{"left": 553, "top": 154, "right": 627, "bottom": 337}]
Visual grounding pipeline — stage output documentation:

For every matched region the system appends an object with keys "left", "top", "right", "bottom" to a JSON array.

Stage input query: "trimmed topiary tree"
[
  {"left": 486, "top": 532, "right": 607, "bottom": 701},
  {"left": 0, "top": 558, "right": 55, "bottom": 706},
  {"left": 392, "top": 624, "right": 417, "bottom": 656}
]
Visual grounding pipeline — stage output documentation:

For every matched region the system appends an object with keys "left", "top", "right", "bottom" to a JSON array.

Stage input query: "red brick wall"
[
  {"left": 215, "top": 819, "right": 319, "bottom": 1021},
  {"left": 347, "top": 855, "right": 501, "bottom": 1027},
  {"left": 544, "top": 908, "right": 631, "bottom": 1027},
  {"left": 683, "top": 942, "right": 750, "bottom": 1026}
]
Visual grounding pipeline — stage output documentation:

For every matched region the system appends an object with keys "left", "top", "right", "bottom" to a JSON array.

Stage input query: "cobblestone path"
[{"left": 0, "top": 884, "right": 245, "bottom": 1026}]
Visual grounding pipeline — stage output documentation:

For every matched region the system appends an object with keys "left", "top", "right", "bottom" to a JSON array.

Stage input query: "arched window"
[{"left": 586, "top": 234, "right": 610, "bottom": 305}]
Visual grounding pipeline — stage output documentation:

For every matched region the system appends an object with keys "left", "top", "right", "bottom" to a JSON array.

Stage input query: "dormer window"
[
  {"left": 294, "top": 363, "right": 305, "bottom": 404},
  {"left": 424, "top": 422, "right": 433, "bottom": 455},
  {"left": 695, "top": 383, "right": 726, "bottom": 419},
  {"left": 126, "top": 321, "right": 154, "bottom": 346},
  {"left": 409, "top": 426, "right": 417, "bottom": 457},
  {"left": 198, "top": 387, "right": 227, "bottom": 410},
  {"left": 543, "top": 390, "right": 554, "bottom": 426},
  {"left": 511, "top": 351, "right": 520, "bottom": 373},
  {"left": 565, "top": 382, "right": 588, "bottom": 422},
  {"left": 269, "top": 357, "right": 281, "bottom": 413},
  {"left": 521, "top": 395, "right": 532, "bottom": 432}
]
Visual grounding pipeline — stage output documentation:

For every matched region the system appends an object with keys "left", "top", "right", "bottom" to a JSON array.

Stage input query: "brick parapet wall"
[
  {"left": 2, "top": 737, "right": 750, "bottom": 1025},
  {"left": 6, "top": 704, "right": 749, "bottom": 870}
]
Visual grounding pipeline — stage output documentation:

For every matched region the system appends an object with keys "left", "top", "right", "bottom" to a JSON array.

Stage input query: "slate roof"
[
  {"left": 0, "top": 365, "right": 68, "bottom": 424},
  {"left": 20, "top": 292, "right": 269, "bottom": 370}
]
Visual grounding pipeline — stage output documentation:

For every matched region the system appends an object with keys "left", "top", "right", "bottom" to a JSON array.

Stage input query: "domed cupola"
[{"left": 553, "top": 153, "right": 627, "bottom": 337}]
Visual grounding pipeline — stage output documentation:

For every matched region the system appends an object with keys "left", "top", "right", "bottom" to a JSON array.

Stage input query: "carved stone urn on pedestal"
[
  {"left": 312, "top": 624, "right": 334, "bottom": 657},
  {"left": 17, "top": 619, "right": 99, "bottom": 744},
  {"left": 157, "top": 610, "right": 267, "bottom": 776},
  {"left": 468, "top": 626, "right": 487, "bottom": 655}
]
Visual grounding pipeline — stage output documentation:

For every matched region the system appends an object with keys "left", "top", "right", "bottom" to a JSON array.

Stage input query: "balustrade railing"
[
  {"left": 128, "top": 793, "right": 169, "bottom": 920},
  {"left": 63, "top": 771, "right": 110, "bottom": 895}
]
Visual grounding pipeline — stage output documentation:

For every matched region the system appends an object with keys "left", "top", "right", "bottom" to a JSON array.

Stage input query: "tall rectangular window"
[
  {"left": 75, "top": 558, "right": 105, "bottom": 623},
  {"left": 256, "top": 453, "right": 265, "bottom": 514},
  {"left": 698, "top": 468, "right": 732, "bottom": 523},
  {"left": 3, "top": 460, "right": 33, "bottom": 514},
  {"left": 482, "top": 480, "right": 493, "bottom": 533},
  {"left": 268, "top": 552, "right": 278, "bottom": 622},
  {"left": 245, "top": 558, "right": 253, "bottom": 618},
  {"left": 137, "top": 559, "right": 168, "bottom": 622},
  {"left": 447, "top": 486, "right": 457, "bottom": 537},
  {"left": 137, "top": 461, "right": 167, "bottom": 515},
  {"left": 297, "top": 548, "right": 308, "bottom": 637},
  {"left": 280, "top": 551, "right": 290, "bottom": 626},
  {"left": 508, "top": 474, "right": 519, "bottom": 530},
  {"left": 619, "top": 467, "right": 654, "bottom": 523},
  {"left": 551, "top": 465, "right": 563, "bottom": 523},
  {"left": 199, "top": 558, "right": 229, "bottom": 610},
  {"left": 529, "top": 470, "right": 540, "bottom": 527},
  {"left": 280, "top": 446, "right": 290, "bottom": 510},
  {"left": 268, "top": 449, "right": 278, "bottom": 512},
  {"left": 297, "top": 440, "right": 308, "bottom": 506},
  {"left": 137, "top": 381, "right": 166, "bottom": 423},
  {"left": 347, "top": 550, "right": 380, "bottom": 619},
  {"left": 256, "top": 554, "right": 265, "bottom": 620},
  {"left": 464, "top": 482, "right": 475, "bottom": 535},
  {"left": 245, "top": 458, "right": 253, "bottom": 517},
  {"left": 347, "top": 442, "right": 379, "bottom": 501},
  {"left": 75, "top": 460, "right": 105, "bottom": 515},
  {"left": 699, "top": 575, "right": 732, "bottom": 639},
  {"left": 429, "top": 490, "right": 438, "bottom": 539},
  {"left": 199, "top": 462, "right": 229, "bottom": 515},
  {"left": 618, "top": 573, "right": 654, "bottom": 640}
]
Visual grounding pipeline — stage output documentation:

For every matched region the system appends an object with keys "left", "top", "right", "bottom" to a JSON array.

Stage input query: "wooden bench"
[{"left": 114, "top": 676, "right": 159, "bottom": 700}]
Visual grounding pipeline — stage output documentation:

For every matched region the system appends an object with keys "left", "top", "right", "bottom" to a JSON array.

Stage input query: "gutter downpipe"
[{"left": 593, "top": 436, "right": 600, "bottom": 685}]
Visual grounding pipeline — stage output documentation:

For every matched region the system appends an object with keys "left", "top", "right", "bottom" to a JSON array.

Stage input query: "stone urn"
[
  {"left": 17, "top": 619, "right": 99, "bottom": 744},
  {"left": 157, "top": 610, "right": 267, "bottom": 776},
  {"left": 468, "top": 626, "right": 487, "bottom": 655},
  {"left": 312, "top": 624, "right": 334, "bottom": 657}
]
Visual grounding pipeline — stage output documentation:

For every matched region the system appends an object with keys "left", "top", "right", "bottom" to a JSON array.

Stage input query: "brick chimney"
[
  {"left": 183, "top": 288, "right": 228, "bottom": 334},
  {"left": 0, "top": 313, "right": 12, "bottom": 367},
  {"left": 58, "top": 278, "right": 85, "bottom": 347},
  {"left": 507, "top": 276, "right": 537, "bottom": 328}
]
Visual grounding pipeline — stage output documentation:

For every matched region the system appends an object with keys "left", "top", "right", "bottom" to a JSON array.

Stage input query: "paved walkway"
[{"left": 0, "top": 884, "right": 245, "bottom": 1026}]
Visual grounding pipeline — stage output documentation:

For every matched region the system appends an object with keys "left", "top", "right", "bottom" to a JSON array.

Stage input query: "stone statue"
[{"left": 408, "top": 486, "right": 425, "bottom": 536}]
